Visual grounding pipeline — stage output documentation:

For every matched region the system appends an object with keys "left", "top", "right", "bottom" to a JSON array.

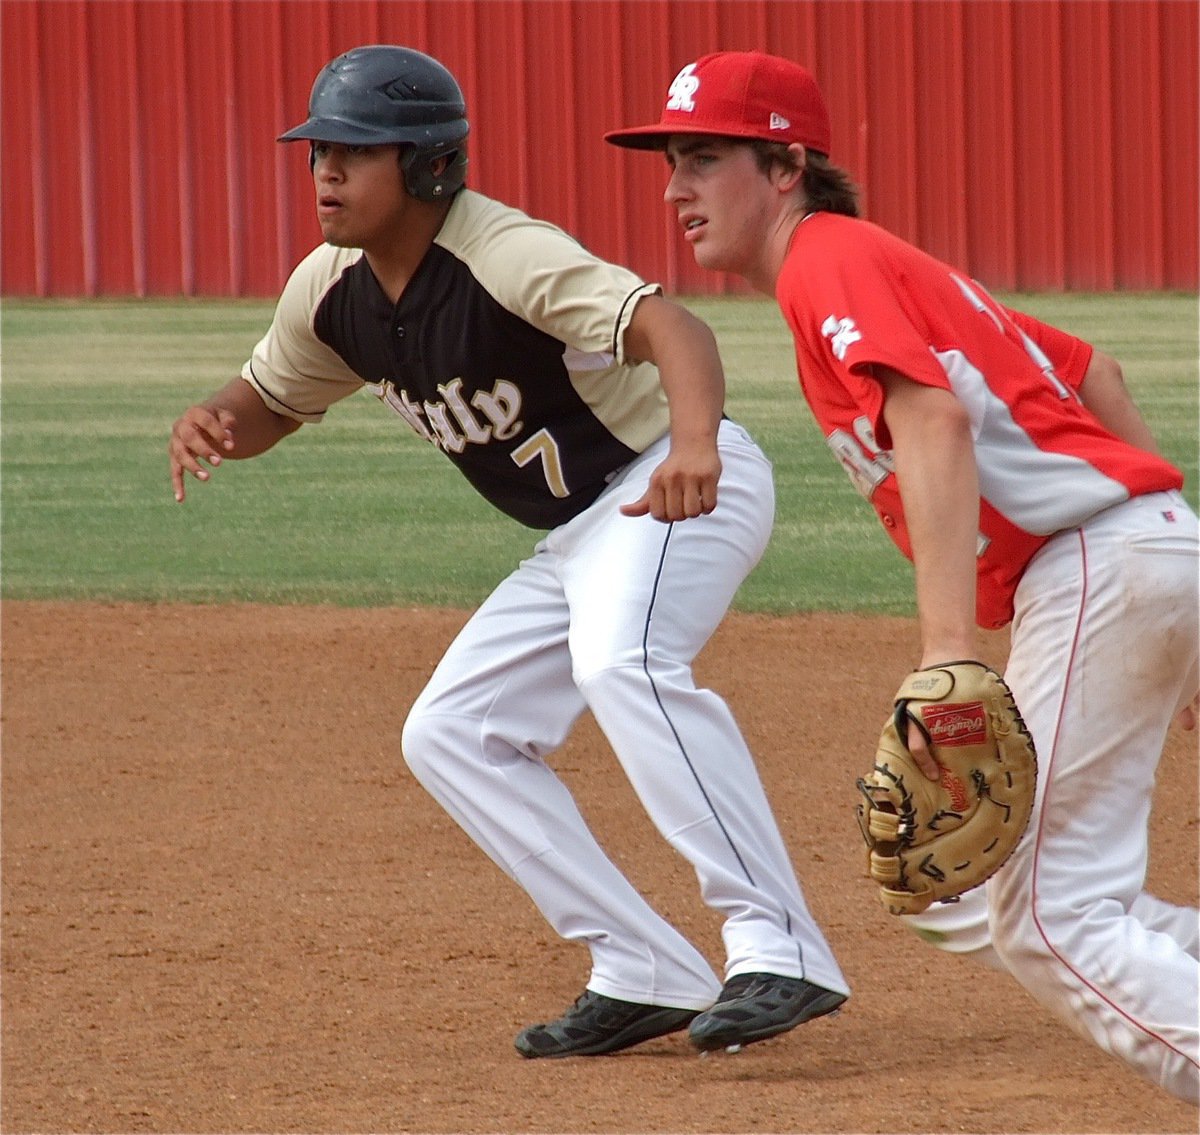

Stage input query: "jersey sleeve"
[
  {"left": 781, "top": 227, "right": 956, "bottom": 393},
  {"left": 1002, "top": 306, "right": 1094, "bottom": 392},
  {"left": 241, "top": 245, "right": 366, "bottom": 422},
  {"left": 438, "top": 193, "right": 661, "bottom": 367},
  {"left": 777, "top": 222, "right": 959, "bottom": 448}
]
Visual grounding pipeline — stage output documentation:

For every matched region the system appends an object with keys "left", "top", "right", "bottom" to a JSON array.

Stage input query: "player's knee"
[
  {"left": 573, "top": 655, "right": 691, "bottom": 697},
  {"left": 400, "top": 706, "right": 451, "bottom": 780},
  {"left": 989, "top": 897, "right": 1071, "bottom": 985}
]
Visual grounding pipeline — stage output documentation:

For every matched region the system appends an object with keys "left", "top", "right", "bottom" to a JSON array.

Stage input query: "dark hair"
[{"left": 748, "top": 140, "right": 860, "bottom": 217}]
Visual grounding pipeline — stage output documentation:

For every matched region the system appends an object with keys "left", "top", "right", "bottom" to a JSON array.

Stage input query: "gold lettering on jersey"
[
  {"left": 471, "top": 380, "right": 522, "bottom": 441},
  {"left": 425, "top": 402, "right": 467, "bottom": 453},
  {"left": 439, "top": 379, "right": 491, "bottom": 444},
  {"left": 511, "top": 428, "right": 569, "bottom": 497},
  {"left": 377, "top": 382, "right": 434, "bottom": 442},
  {"left": 372, "top": 378, "right": 524, "bottom": 453}
]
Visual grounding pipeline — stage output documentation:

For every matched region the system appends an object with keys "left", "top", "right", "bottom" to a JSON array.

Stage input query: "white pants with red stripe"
[
  {"left": 911, "top": 490, "right": 1199, "bottom": 1102},
  {"left": 401, "top": 420, "right": 849, "bottom": 1010}
]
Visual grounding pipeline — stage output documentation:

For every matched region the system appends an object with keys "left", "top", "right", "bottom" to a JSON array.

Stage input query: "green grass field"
[{"left": 2, "top": 294, "right": 1196, "bottom": 613}]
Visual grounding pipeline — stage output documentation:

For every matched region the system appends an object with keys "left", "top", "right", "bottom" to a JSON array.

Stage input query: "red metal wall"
[{"left": 3, "top": 0, "right": 1196, "bottom": 297}]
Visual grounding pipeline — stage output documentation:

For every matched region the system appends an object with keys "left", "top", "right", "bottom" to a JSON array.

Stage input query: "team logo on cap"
[
  {"left": 666, "top": 63, "right": 700, "bottom": 113},
  {"left": 769, "top": 112, "right": 790, "bottom": 130}
]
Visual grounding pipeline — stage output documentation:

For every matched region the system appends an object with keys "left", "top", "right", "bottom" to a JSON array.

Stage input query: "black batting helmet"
[{"left": 279, "top": 45, "right": 469, "bottom": 201}]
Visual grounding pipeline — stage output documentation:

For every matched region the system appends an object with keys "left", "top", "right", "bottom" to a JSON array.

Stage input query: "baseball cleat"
[
  {"left": 687, "top": 972, "right": 846, "bottom": 1052},
  {"left": 514, "top": 989, "right": 700, "bottom": 1058}
]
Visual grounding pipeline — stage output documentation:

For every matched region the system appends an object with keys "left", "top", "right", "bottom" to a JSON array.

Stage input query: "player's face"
[
  {"left": 311, "top": 143, "right": 410, "bottom": 249},
  {"left": 664, "top": 137, "right": 777, "bottom": 279}
]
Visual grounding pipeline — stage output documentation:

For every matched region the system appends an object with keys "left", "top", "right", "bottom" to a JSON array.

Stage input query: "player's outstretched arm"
[
  {"left": 169, "top": 377, "right": 302, "bottom": 502},
  {"left": 620, "top": 295, "right": 724, "bottom": 522},
  {"left": 876, "top": 364, "right": 980, "bottom": 780}
]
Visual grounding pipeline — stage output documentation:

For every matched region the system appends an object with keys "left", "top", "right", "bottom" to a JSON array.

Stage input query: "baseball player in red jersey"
[
  {"left": 168, "top": 45, "right": 849, "bottom": 1058},
  {"left": 608, "top": 50, "right": 1200, "bottom": 1101}
]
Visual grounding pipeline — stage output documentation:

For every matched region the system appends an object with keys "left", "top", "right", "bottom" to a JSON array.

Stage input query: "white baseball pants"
[
  {"left": 995, "top": 490, "right": 1199, "bottom": 1102},
  {"left": 402, "top": 420, "right": 849, "bottom": 1009},
  {"left": 908, "top": 490, "right": 1199, "bottom": 1102}
]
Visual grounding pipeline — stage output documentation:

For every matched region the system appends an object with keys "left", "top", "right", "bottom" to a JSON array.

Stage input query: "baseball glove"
[{"left": 855, "top": 661, "right": 1037, "bottom": 915}]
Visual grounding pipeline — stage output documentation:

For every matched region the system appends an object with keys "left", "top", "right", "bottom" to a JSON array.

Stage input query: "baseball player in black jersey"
[{"left": 168, "top": 44, "right": 848, "bottom": 1058}]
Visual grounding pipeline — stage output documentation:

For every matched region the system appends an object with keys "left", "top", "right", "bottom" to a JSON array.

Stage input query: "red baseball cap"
[{"left": 605, "top": 51, "right": 831, "bottom": 154}]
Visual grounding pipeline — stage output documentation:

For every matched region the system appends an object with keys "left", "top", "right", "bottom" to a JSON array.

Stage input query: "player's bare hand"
[
  {"left": 1175, "top": 691, "right": 1199, "bottom": 732},
  {"left": 904, "top": 719, "right": 942, "bottom": 781},
  {"left": 169, "top": 405, "right": 237, "bottom": 502},
  {"left": 620, "top": 445, "right": 721, "bottom": 522}
]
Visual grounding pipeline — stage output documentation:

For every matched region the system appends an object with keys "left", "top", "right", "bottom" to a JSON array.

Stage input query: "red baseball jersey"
[{"left": 776, "top": 212, "right": 1183, "bottom": 628}]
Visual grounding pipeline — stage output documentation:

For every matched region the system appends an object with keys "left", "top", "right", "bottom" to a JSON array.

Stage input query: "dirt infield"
[{"left": 3, "top": 601, "right": 1196, "bottom": 1134}]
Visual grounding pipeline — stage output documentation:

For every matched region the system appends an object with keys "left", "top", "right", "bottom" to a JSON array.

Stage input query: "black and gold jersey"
[{"left": 242, "top": 189, "right": 671, "bottom": 528}]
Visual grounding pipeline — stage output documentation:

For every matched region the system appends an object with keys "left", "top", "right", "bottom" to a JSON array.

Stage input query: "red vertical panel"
[
  {"left": 265, "top": 0, "right": 295, "bottom": 288},
  {"left": 663, "top": 1, "right": 721, "bottom": 76},
  {"left": 1009, "top": 1, "right": 1063, "bottom": 290},
  {"left": 77, "top": 7, "right": 99, "bottom": 293},
  {"left": 180, "top": 1, "right": 235, "bottom": 294},
  {"left": 383, "top": 0, "right": 433, "bottom": 52},
  {"left": 420, "top": 0, "right": 471, "bottom": 80},
  {"left": 2, "top": 0, "right": 1195, "bottom": 297},
  {"left": 1161, "top": 0, "right": 1199, "bottom": 288},
  {"left": 766, "top": 4, "right": 821, "bottom": 75},
  {"left": 328, "top": 0, "right": 382, "bottom": 49},
  {"left": 719, "top": 0, "right": 769, "bottom": 51},
  {"left": 912, "top": 2, "right": 969, "bottom": 270},
  {"left": 276, "top": 1, "right": 336, "bottom": 268},
  {"left": 135, "top": 2, "right": 186, "bottom": 295},
  {"left": 223, "top": 3, "right": 244, "bottom": 296},
  {"left": 86, "top": 1, "right": 137, "bottom": 294},
  {"left": 613, "top": 2, "right": 675, "bottom": 290},
  {"left": 1109, "top": 3, "right": 1165, "bottom": 289},
  {"left": 521, "top": 2, "right": 577, "bottom": 234},
  {"left": 815, "top": 3, "right": 869, "bottom": 214},
  {"left": 570, "top": 2, "right": 631, "bottom": 268},
  {"left": 36, "top": 1, "right": 88, "bottom": 294},
  {"left": 961, "top": 1, "right": 1017, "bottom": 288},
  {"left": 277, "top": 0, "right": 335, "bottom": 96},
  {"left": 861, "top": 2, "right": 919, "bottom": 244},
  {"left": 231, "top": 2, "right": 286, "bottom": 295},
  {"left": 126, "top": 0, "right": 147, "bottom": 296},
  {"left": 1, "top": 1, "right": 41, "bottom": 294},
  {"left": 419, "top": 0, "right": 473, "bottom": 127},
  {"left": 470, "top": 2, "right": 528, "bottom": 206},
  {"left": 1061, "top": 2, "right": 1115, "bottom": 289}
]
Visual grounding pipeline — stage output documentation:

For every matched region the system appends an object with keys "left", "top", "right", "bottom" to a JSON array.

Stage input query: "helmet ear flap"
[
  {"left": 400, "top": 143, "right": 468, "bottom": 202},
  {"left": 306, "top": 139, "right": 468, "bottom": 203}
]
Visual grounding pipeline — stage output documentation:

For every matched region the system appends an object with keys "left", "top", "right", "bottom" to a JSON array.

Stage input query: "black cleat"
[
  {"left": 688, "top": 972, "right": 846, "bottom": 1052},
  {"left": 515, "top": 989, "right": 700, "bottom": 1058}
]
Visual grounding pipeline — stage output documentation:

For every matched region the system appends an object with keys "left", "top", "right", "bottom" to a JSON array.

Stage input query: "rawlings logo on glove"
[{"left": 855, "top": 661, "right": 1037, "bottom": 915}]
